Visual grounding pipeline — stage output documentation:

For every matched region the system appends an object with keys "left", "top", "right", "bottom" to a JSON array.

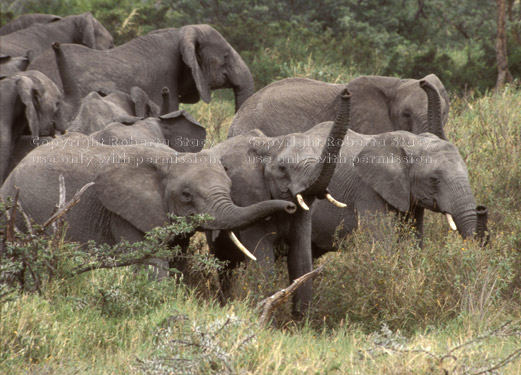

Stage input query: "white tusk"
[
  {"left": 446, "top": 213, "right": 457, "bottom": 231},
  {"left": 326, "top": 193, "right": 347, "bottom": 208},
  {"left": 62, "top": 130, "right": 68, "bottom": 135},
  {"left": 228, "top": 231, "right": 257, "bottom": 261},
  {"left": 296, "top": 194, "right": 310, "bottom": 211}
]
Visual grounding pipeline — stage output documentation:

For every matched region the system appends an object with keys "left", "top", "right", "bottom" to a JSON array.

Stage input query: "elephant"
[
  {"left": 90, "top": 110, "right": 207, "bottom": 153},
  {"left": 49, "top": 41, "right": 162, "bottom": 134},
  {"left": 209, "top": 90, "right": 352, "bottom": 316},
  {"left": 0, "top": 13, "right": 114, "bottom": 63},
  {"left": 0, "top": 13, "right": 62, "bottom": 36},
  {"left": 27, "top": 25, "right": 254, "bottom": 112},
  {"left": 0, "top": 133, "right": 297, "bottom": 277},
  {"left": 228, "top": 75, "right": 450, "bottom": 140},
  {"left": 0, "top": 70, "right": 63, "bottom": 184}
]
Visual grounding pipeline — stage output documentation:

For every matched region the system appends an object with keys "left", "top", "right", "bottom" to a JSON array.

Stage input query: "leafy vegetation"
[
  {"left": 1, "top": 1, "right": 521, "bottom": 374},
  {"left": 1, "top": 0, "right": 519, "bottom": 92}
]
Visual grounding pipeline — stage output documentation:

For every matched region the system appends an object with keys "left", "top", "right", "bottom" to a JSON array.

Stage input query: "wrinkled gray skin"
[
  {"left": 66, "top": 88, "right": 161, "bottom": 133},
  {"left": 90, "top": 110, "right": 207, "bottom": 153},
  {"left": 0, "top": 71, "right": 62, "bottom": 184},
  {"left": 210, "top": 92, "right": 352, "bottom": 316},
  {"left": 0, "top": 13, "right": 114, "bottom": 62},
  {"left": 0, "top": 54, "right": 30, "bottom": 78},
  {"left": 0, "top": 13, "right": 62, "bottom": 36},
  {"left": 0, "top": 134, "right": 297, "bottom": 277},
  {"left": 308, "top": 127, "right": 479, "bottom": 257},
  {"left": 28, "top": 25, "right": 254, "bottom": 112},
  {"left": 229, "top": 75, "right": 450, "bottom": 139}
]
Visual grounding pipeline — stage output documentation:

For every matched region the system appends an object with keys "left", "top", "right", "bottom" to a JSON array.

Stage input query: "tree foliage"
[{"left": 0, "top": 0, "right": 519, "bottom": 93}]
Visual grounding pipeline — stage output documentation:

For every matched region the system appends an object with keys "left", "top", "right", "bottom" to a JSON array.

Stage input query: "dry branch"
[
  {"left": 42, "top": 181, "right": 94, "bottom": 229},
  {"left": 256, "top": 264, "right": 325, "bottom": 326}
]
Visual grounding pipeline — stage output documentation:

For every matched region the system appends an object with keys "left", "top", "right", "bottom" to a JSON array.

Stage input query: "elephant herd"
[{"left": 0, "top": 13, "right": 488, "bottom": 317}]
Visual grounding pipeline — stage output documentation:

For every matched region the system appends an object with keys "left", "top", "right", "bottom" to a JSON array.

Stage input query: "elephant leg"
[
  {"left": 412, "top": 206, "right": 425, "bottom": 249},
  {"left": 287, "top": 208, "right": 313, "bottom": 319},
  {"left": 206, "top": 230, "right": 243, "bottom": 304},
  {"left": 0, "top": 124, "right": 13, "bottom": 183}
]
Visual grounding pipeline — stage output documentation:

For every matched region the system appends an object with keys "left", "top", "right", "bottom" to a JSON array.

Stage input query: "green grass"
[{"left": 2, "top": 79, "right": 521, "bottom": 374}]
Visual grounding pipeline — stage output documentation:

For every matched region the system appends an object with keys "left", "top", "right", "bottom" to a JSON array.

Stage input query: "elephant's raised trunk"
[
  {"left": 52, "top": 42, "right": 81, "bottom": 108},
  {"left": 204, "top": 199, "right": 296, "bottom": 231},
  {"left": 420, "top": 80, "right": 446, "bottom": 140},
  {"left": 302, "top": 88, "right": 351, "bottom": 196},
  {"left": 52, "top": 42, "right": 81, "bottom": 129},
  {"left": 160, "top": 87, "right": 170, "bottom": 115},
  {"left": 229, "top": 50, "right": 254, "bottom": 113}
]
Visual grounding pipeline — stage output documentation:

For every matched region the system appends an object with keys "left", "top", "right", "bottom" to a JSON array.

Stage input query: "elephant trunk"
[
  {"left": 204, "top": 198, "right": 296, "bottom": 231},
  {"left": 420, "top": 80, "right": 446, "bottom": 140},
  {"left": 476, "top": 205, "right": 489, "bottom": 246},
  {"left": 160, "top": 87, "right": 171, "bottom": 115},
  {"left": 52, "top": 42, "right": 81, "bottom": 108},
  {"left": 303, "top": 88, "right": 351, "bottom": 196},
  {"left": 229, "top": 50, "right": 254, "bottom": 112},
  {"left": 52, "top": 42, "right": 81, "bottom": 129}
]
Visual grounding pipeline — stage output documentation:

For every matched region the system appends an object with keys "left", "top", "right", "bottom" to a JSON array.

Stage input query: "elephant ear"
[
  {"left": 16, "top": 76, "right": 40, "bottom": 138},
  {"left": 77, "top": 12, "right": 96, "bottom": 49},
  {"left": 113, "top": 115, "right": 142, "bottom": 125},
  {"left": 347, "top": 76, "right": 400, "bottom": 133},
  {"left": 159, "top": 110, "right": 206, "bottom": 152},
  {"left": 94, "top": 162, "right": 168, "bottom": 233},
  {"left": 130, "top": 86, "right": 153, "bottom": 118},
  {"left": 354, "top": 138, "right": 411, "bottom": 212},
  {"left": 179, "top": 26, "right": 211, "bottom": 104}
]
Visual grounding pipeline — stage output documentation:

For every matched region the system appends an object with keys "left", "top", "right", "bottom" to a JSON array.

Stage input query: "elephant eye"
[
  {"left": 430, "top": 176, "right": 440, "bottom": 186},
  {"left": 278, "top": 164, "right": 287, "bottom": 173},
  {"left": 181, "top": 189, "right": 192, "bottom": 202},
  {"left": 402, "top": 111, "right": 411, "bottom": 119}
]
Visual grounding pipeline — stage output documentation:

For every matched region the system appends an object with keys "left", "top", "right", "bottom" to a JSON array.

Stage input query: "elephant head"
[
  {"left": 353, "top": 131, "right": 481, "bottom": 239},
  {"left": 349, "top": 74, "right": 449, "bottom": 137},
  {"left": 256, "top": 90, "right": 352, "bottom": 210},
  {"left": 179, "top": 25, "right": 254, "bottom": 112},
  {"left": 90, "top": 110, "right": 206, "bottom": 153},
  {"left": 71, "top": 12, "right": 114, "bottom": 50},
  {"left": 0, "top": 70, "right": 62, "bottom": 183},
  {"left": 91, "top": 148, "right": 297, "bottom": 237}
]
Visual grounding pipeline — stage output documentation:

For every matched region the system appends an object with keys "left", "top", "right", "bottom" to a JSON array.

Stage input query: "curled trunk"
[
  {"left": 420, "top": 80, "right": 446, "bottom": 140},
  {"left": 205, "top": 199, "right": 296, "bottom": 231},
  {"left": 304, "top": 88, "right": 351, "bottom": 196}
]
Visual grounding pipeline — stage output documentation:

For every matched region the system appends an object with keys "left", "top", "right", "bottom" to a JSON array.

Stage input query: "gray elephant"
[
  {"left": 0, "top": 133, "right": 297, "bottom": 277},
  {"left": 210, "top": 91, "right": 352, "bottom": 316},
  {"left": 228, "top": 75, "right": 449, "bottom": 139},
  {"left": 28, "top": 25, "right": 254, "bottom": 112},
  {"left": 0, "top": 13, "right": 114, "bottom": 63},
  {"left": 0, "top": 70, "right": 62, "bottom": 184},
  {"left": 0, "top": 13, "right": 62, "bottom": 36},
  {"left": 90, "top": 110, "right": 206, "bottom": 153}
]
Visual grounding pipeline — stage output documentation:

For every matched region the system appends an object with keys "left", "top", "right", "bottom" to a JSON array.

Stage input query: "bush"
[{"left": 311, "top": 212, "right": 516, "bottom": 333}]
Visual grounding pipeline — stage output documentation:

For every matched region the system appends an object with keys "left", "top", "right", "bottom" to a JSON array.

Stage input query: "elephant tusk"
[
  {"left": 62, "top": 130, "right": 68, "bottom": 135},
  {"left": 326, "top": 193, "right": 347, "bottom": 208},
  {"left": 446, "top": 213, "right": 457, "bottom": 231},
  {"left": 296, "top": 194, "right": 310, "bottom": 211},
  {"left": 228, "top": 231, "right": 257, "bottom": 261}
]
